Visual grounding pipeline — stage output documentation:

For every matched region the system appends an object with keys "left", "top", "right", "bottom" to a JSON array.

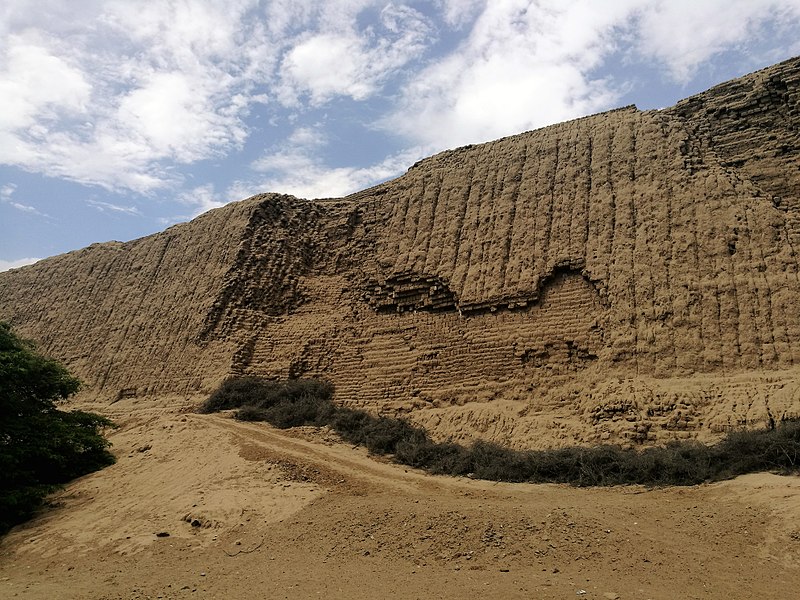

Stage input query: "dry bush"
[{"left": 199, "top": 377, "right": 800, "bottom": 486}]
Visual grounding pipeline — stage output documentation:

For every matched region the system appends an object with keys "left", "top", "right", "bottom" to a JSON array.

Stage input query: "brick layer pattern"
[{"left": 2, "top": 58, "right": 799, "bottom": 448}]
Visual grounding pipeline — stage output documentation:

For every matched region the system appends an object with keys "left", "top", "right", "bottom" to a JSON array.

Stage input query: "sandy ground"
[{"left": 1, "top": 399, "right": 799, "bottom": 600}]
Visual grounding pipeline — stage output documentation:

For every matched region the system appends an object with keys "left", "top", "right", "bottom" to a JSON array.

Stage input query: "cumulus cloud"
[
  {"left": 0, "top": 0, "right": 270, "bottom": 193},
  {"left": 247, "top": 148, "right": 425, "bottom": 199},
  {"left": 0, "top": 1, "right": 436, "bottom": 196},
  {"left": 2, "top": 0, "right": 799, "bottom": 209},
  {"left": 265, "top": 0, "right": 385, "bottom": 37},
  {"left": 247, "top": 124, "right": 426, "bottom": 199},
  {"left": 0, "top": 257, "right": 41, "bottom": 272},
  {"left": 632, "top": 0, "right": 800, "bottom": 82},
  {"left": 276, "top": 3, "right": 434, "bottom": 106},
  {"left": 179, "top": 184, "right": 227, "bottom": 215},
  {"left": 158, "top": 183, "right": 230, "bottom": 225},
  {"left": 0, "top": 37, "right": 90, "bottom": 132},
  {"left": 437, "top": 0, "right": 486, "bottom": 29},
  {"left": 0, "top": 184, "right": 16, "bottom": 201},
  {"left": 381, "top": 0, "right": 638, "bottom": 148},
  {"left": 383, "top": 0, "right": 800, "bottom": 150}
]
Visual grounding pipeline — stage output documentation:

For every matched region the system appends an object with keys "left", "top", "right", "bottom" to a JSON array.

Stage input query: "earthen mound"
[{"left": 2, "top": 57, "right": 800, "bottom": 448}]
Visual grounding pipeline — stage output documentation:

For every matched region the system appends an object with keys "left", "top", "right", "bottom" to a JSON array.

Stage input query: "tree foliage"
[{"left": 0, "top": 322, "right": 116, "bottom": 534}]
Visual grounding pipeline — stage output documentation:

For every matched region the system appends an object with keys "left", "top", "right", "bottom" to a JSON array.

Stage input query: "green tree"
[{"left": 0, "top": 322, "right": 115, "bottom": 534}]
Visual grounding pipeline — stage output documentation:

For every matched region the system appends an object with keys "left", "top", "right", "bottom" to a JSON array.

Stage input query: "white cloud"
[
  {"left": 158, "top": 183, "right": 229, "bottom": 225},
  {"left": 632, "top": 0, "right": 800, "bottom": 82},
  {"left": 116, "top": 71, "right": 246, "bottom": 163},
  {"left": 0, "top": 1, "right": 437, "bottom": 195},
  {"left": 277, "top": 3, "right": 434, "bottom": 106},
  {"left": 253, "top": 148, "right": 423, "bottom": 198},
  {"left": 178, "top": 184, "right": 227, "bottom": 215},
  {"left": 251, "top": 125, "right": 327, "bottom": 173},
  {"left": 2, "top": 0, "right": 799, "bottom": 208},
  {"left": 265, "top": 0, "right": 379, "bottom": 36},
  {"left": 0, "top": 0, "right": 272, "bottom": 193},
  {"left": 0, "top": 184, "right": 16, "bottom": 201},
  {"left": 381, "top": 0, "right": 800, "bottom": 151},
  {"left": 85, "top": 199, "right": 142, "bottom": 216},
  {"left": 437, "top": 0, "right": 486, "bottom": 29},
  {"left": 382, "top": 0, "right": 641, "bottom": 149},
  {"left": 279, "top": 34, "right": 379, "bottom": 105},
  {"left": 0, "top": 37, "right": 90, "bottom": 131},
  {"left": 287, "top": 125, "right": 328, "bottom": 147},
  {"left": 249, "top": 125, "right": 425, "bottom": 198},
  {"left": 8, "top": 202, "right": 39, "bottom": 214},
  {"left": 0, "top": 182, "right": 48, "bottom": 216},
  {"left": 0, "top": 257, "right": 41, "bottom": 272}
]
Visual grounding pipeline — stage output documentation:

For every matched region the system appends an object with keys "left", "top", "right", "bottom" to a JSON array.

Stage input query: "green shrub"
[
  {"left": 234, "top": 405, "right": 270, "bottom": 422},
  {"left": 199, "top": 376, "right": 800, "bottom": 487},
  {"left": 0, "top": 322, "right": 116, "bottom": 534},
  {"left": 201, "top": 377, "right": 335, "bottom": 423},
  {"left": 246, "top": 391, "right": 334, "bottom": 428},
  {"left": 345, "top": 415, "right": 420, "bottom": 455},
  {"left": 199, "top": 376, "right": 275, "bottom": 413},
  {"left": 330, "top": 408, "right": 371, "bottom": 439}
]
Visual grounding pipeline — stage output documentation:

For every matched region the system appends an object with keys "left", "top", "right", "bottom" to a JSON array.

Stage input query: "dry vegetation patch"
[{"left": 200, "top": 377, "right": 800, "bottom": 487}]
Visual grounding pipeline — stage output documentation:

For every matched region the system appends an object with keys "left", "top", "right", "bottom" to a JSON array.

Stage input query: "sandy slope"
[{"left": 1, "top": 399, "right": 799, "bottom": 599}]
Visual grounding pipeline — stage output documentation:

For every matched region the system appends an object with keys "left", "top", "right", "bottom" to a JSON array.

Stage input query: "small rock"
[
  {"left": 603, "top": 593, "right": 620, "bottom": 600},
  {"left": 200, "top": 572, "right": 206, "bottom": 577},
  {"left": 155, "top": 532, "right": 170, "bottom": 538}
]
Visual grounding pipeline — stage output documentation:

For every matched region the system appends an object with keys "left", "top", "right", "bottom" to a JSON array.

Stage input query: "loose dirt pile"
[{"left": 1, "top": 399, "right": 798, "bottom": 599}]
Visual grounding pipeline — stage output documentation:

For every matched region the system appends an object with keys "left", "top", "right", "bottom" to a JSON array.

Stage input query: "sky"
[{"left": 2, "top": 0, "right": 799, "bottom": 271}]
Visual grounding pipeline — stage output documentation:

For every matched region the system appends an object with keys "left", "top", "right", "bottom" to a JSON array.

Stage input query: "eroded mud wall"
[{"left": 2, "top": 57, "right": 799, "bottom": 447}]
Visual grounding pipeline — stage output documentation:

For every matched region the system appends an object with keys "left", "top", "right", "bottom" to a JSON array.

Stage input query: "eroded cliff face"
[{"left": 2, "top": 57, "right": 799, "bottom": 448}]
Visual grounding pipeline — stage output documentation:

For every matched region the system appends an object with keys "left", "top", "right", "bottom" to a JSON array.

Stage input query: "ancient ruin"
[{"left": 2, "top": 57, "right": 799, "bottom": 448}]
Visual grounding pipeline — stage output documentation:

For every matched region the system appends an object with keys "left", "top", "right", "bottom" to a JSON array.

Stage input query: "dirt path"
[{"left": 1, "top": 403, "right": 799, "bottom": 599}]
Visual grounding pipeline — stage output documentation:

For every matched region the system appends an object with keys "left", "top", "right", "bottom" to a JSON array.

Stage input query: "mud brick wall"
[{"left": 3, "top": 57, "right": 800, "bottom": 448}]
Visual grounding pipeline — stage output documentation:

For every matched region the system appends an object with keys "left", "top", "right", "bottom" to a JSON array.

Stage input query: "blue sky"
[{"left": 2, "top": 0, "right": 800, "bottom": 271}]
